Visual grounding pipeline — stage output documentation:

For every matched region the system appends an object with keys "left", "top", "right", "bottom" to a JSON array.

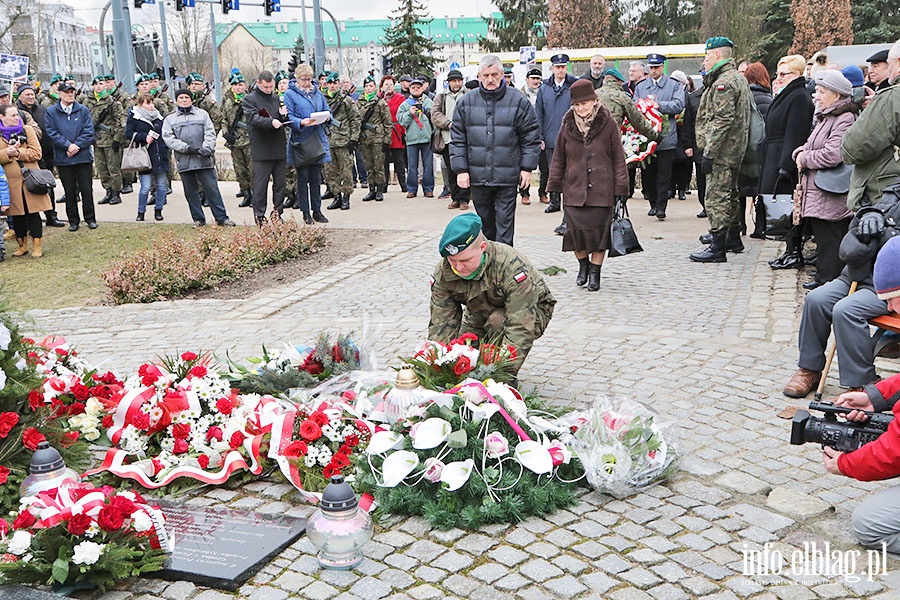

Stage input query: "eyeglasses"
[{"left": 776, "top": 71, "right": 793, "bottom": 78}]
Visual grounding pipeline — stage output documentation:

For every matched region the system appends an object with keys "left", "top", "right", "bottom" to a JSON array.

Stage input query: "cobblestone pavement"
[{"left": 20, "top": 206, "right": 900, "bottom": 599}]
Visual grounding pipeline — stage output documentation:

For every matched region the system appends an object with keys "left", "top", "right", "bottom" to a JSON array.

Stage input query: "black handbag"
[
  {"left": 291, "top": 134, "right": 326, "bottom": 166},
  {"left": 19, "top": 162, "right": 56, "bottom": 194},
  {"left": 759, "top": 192, "right": 795, "bottom": 239},
  {"left": 814, "top": 163, "right": 853, "bottom": 195},
  {"left": 608, "top": 200, "right": 643, "bottom": 258}
]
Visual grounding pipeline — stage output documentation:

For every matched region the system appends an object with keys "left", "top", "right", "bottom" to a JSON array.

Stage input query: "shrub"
[{"left": 102, "top": 220, "right": 327, "bottom": 304}]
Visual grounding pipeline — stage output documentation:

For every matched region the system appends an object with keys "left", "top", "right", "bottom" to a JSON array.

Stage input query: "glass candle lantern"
[{"left": 306, "top": 474, "right": 373, "bottom": 569}]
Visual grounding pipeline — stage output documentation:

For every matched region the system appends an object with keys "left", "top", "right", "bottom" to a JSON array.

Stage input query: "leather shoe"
[
  {"left": 406, "top": 192, "right": 416, "bottom": 198},
  {"left": 783, "top": 368, "right": 822, "bottom": 398},
  {"left": 87, "top": 221, "right": 98, "bottom": 230},
  {"left": 447, "top": 200, "right": 460, "bottom": 209},
  {"left": 696, "top": 209, "right": 707, "bottom": 218},
  {"left": 770, "top": 253, "right": 803, "bottom": 270},
  {"left": 68, "top": 223, "right": 79, "bottom": 232},
  {"left": 521, "top": 196, "right": 531, "bottom": 205},
  {"left": 802, "top": 280, "right": 822, "bottom": 291},
  {"left": 424, "top": 192, "right": 434, "bottom": 198},
  {"left": 876, "top": 342, "right": 900, "bottom": 359},
  {"left": 554, "top": 223, "right": 566, "bottom": 236},
  {"left": 656, "top": 211, "right": 666, "bottom": 220},
  {"left": 45, "top": 217, "right": 66, "bottom": 228},
  {"left": 539, "top": 195, "right": 549, "bottom": 204},
  {"left": 544, "top": 204, "right": 560, "bottom": 213},
  {"left": 647, "top": 208, "right": 658, "bottom": 216}
]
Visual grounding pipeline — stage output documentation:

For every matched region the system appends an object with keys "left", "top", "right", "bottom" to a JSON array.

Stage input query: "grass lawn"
[{"left": 1, "top": 223, "right": 198, "bottom": 311}]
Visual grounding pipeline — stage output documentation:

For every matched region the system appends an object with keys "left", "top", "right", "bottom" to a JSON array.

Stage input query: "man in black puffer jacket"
[{"left": 450, "top": 54, "right": 541, "bottom": 247}]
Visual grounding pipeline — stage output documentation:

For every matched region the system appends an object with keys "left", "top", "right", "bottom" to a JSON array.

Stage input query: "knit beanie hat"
[
  {"left": 874, "top": 236, "right": 900, "bottom": 300},
  {"left": 814, "top": 69, "right": 852, "bottom": 97},
  {"left": 841, "top": 65, "right": 865, "bottom": 88},
  {"left": 569, "top": 79, "right": 596, "bottom": 105}
]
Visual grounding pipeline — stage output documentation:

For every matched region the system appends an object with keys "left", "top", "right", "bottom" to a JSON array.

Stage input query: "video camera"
[{"left": 790, "top": 401, "right": 893, "bottom": 452}]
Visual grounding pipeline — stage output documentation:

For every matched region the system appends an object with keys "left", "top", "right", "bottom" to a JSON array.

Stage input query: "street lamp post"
[{"left": 455, "top": 33, "right": 466, "bottom": 66}]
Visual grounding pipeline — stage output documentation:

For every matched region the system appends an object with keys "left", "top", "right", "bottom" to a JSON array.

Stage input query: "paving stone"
[
  {"left": 554, "top": 554, "right": 590, "bottom": 575},
  {"left": 646, "top": 583, "right": 690, "bottom": 600},
  {"left": 442, "top": 574, "right": 481, "bottom": 596},
  {"left": 488, "top": 545, "right": 530, "bottom": 566},
  {"left": 679, "top": 576, "right": 720, "bottom": 596},
  {"left": 377, "top": 568, "right": 416, "bottom": 590},
  {"left": 524, "top": 541, "right": 560, "bottom": 559},
  {"left": 193, "top": 591, "right": 235, "bottom": 600},
  {"left": 429, "top": 528, "right": 466, "bottom": 543},
  {"left": 299, "top": 581, "right": 340, "bottom": 600},
  {"left": 580, "top": 571, "right": 618, "bottom": 594},
  {"left": 469, "top": 563, "right": 508, "bottom": 584},
  {"left": 620, "top": 567, "right": 663, "bottom": 589},
  {"left": 627, "top": 548, "right": 667, "bottom": 565},
  {"left": 716, "top": 471, "right": 771, "bottom": 495},
  {"left": 595, "top": 554, "right": 633, "bottom": 574},
  {"left": 568, "top": 519, "right": 612, "bottom": 538},
  {"left": 384, "top": 553, "right": 418, "bottom": 571},
  {"left": 319, "top": 570, "right": 361, "bottom": 588},
  {"left": 431, "top": 550, "right": 474, "bottom": 572},
  {"left": 454, "top": 533, "right": 497, "bottom": 555},
  {"left": 375, "top": 530, "right": 417, "bottom": 548},
  {"left": 348, "top": 576, "right": 393, "bottom": 599},
  {"left": 405, "top": 539, "right": 447, "bottom": 562},
  {"left": 519, "top": 558, "right": 564, "bottom": 582},
  {"left": 494, "top": 573, "right": 530, "bottom": 591},
  {"left": 542, "top": 574, "right": 589, "bottom": 596},
  {"left": 766, "top": 487, "right": 832, "bottom": 520},
  {"left": 572, "top": 540, "right": 609, "bottom": 559},
  {"left": 273, "top": 571, "right": 314, "bottom": 591},
  {"left": 609, "top": 588, "right": 655, "bottom": 600},
  {"left": 406, "top": 584, "right": 444, "bottom": 599},
  {"left": 162, "top": 581, "right": 196, "bottom": 600},
  {"left": 730, "top": 504, "right": 795, "bottom": 532},
  {"left": 245, "top": 587, "right": 288, "bottom": 600},
  {"left": 543, "top": 528, "right": 580, "bottom": 548},
  {"left": 413, "top": 565, "right": 446, "bottom": 583},
  {"left": 503, "top": 528, "right": 537, "bottom": 547}
]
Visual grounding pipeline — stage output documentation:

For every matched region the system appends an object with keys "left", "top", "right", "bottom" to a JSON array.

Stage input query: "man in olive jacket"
[
  {"left": 242, "top": 70, "right": 289, "bottom": 224},
  {"left": 690, "top": 37, "right": 751, "bottom": 263},
  {"left": 841, "top": 40, "right": 900, "bottom": 211},
  {"left": 450, "top": 55, "right": 541, "bottom": 247}
]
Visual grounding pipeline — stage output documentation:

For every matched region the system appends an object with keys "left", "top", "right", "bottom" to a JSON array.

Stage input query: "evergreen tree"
[
  {"left": 852, "top": 1, "right": 900, "bottom": 45},
  {"left": 383, "top": 0, "right": 439, "bottom": 77},
  {"left": 547, "top": 0, "right": 610, "bottom": 48},
  {"left": 757, "top": 0, "right": 793, "bottom": 68},
  {"left": 608, "top": 0, "right": 699, "bottom": 46},
  {"left": 287, "top": 34, "right": 307, "bottom": 74},
  {"left": 480, "top": 0, "right": 547, "bottom": 52},
  {"left": 700, "top": 0, "right": 762, "bottom": 60},
  {"left": 790, "top": 0, "right": 852, "bottom": 58}
]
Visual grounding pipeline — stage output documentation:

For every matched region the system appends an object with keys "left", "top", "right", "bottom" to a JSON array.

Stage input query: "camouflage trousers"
[
  {"left": 95, "top": 145, "right": 122, "bottom": 192},
  {"left": 230, "top": 144, "right": 253, "bottom": 192},
  {"left": 360, "top": 142, "right": 385, "bottom": 187},
  {"left": 286, "top": 165, "right": 297, "bottom": 197},
  {"left": 323, "top": 145, "right": 354, "bottom": 196},
  {"left": 705, "top": 164, "right": 740, "bottom": 233}
]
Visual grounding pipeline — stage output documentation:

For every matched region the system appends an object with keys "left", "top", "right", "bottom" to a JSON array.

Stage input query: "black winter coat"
[
  {"left": 449, "top": 81, "right": 541, "bottom": 187},
  {"left": 241, "top": 88, "right": 287, "bottom": 161},
  {"left": 682, "top": 88, "right": 702, "bottom": 162},
  {"left": 124, "top": 111, "right": 170, "bottom": 174},
  {"left": 750, "top": 84, "right": 773, "bottom": 119},
  {"left": 758, "top": 77, "right": 814, "bottom": 195}
]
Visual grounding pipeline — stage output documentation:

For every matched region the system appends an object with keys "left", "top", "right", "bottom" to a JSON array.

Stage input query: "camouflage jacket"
[
  {"left": 597, "top": 75, "right": 659, "bottom": 140},
  {"left": 324, "top": 91, "right": 361, "bottom": 148},
  {"left": 221, "top": 91, "right": 250, "bottom": 147},
  {"left": 85, "top": 93, "right": 125, "bottom": 146},
  {"left": 429, "top": 241, "right": 556, "bottom": 370},
  {"left": 840, "top": 75, "right": 900, "bottom": 210},
  {"left": 696, "top": 58, "right": 751, "bottom": 167},
  {"left": 39, "top": 92, "right": 59, "bottom": 109},
  {"left": 357, "top": 94, "right": 391, "bottom": 146},
  {"left": 194, "top": 93, "right": 223, "bottom": 134}
]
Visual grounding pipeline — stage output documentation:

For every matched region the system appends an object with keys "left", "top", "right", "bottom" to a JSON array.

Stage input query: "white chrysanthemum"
[
  {"left": 131, "top": 510, "right": 153, "bottom": 532},
  {"left": 316, "top": 446, "right": 333, "bottom": 467},
  {"left": 304, "top": 454, "right": 317, "bottom": 468},
  {"left": 15, "top": 354, "right": 26, "bottom": 371},
  {"left": 84, "top": 521, "right": 101, "bottom": 538},
  {"left": 0, "top": 323, "right": 13, "bottom": 352},
  {"left": 72, "top": 540, "right": 105, "bottom": 565},
  {"left": 7, "top": 530, "right": 32, "bottom": 555},
  {"left": 322, "top": 422, "right": 343, "bottom": 443}
]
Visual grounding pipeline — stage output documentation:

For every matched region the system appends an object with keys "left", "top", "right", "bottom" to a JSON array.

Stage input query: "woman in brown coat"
[
  {"left": 0, "top": 104, "right": 51, "bottom": 257},
  {"left": 547, "top": 79, "right": 629, "bottom": 291}
]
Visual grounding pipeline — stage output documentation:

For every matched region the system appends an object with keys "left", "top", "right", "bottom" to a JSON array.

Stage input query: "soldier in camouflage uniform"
[
  {"left": 357, "top": 75, "right": 391, "bottom": 202},
  {"left": 276, "top": 71, "right": 298, "bottom": 208},
  {"left": 429, "top": 214, "right": 556, "bottom": 379},
  {"left": 40, "top": 75, "right": 63, "bottom": 108},
  {"left": 104, "top": 74, "right": 132, "bottom": 195},
  {"left": 322, "top": 73, "right": 361, "bottom": 211},
  {"left": 86, "top": 75, "right": 126, "bottom": 205},
  {"left": 596, "top": 68, "right": 660, "bottom": 136},
  {"left": 690, "top": 37, "right": 752, "bottom": 263},
  {"left": 187, "top": 72, "right": 222, "bottom": 133},
  {"left": 222, "top": 71, "right": 253, "bottom": 207}
]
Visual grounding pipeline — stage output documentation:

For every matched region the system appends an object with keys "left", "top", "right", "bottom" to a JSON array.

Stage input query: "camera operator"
[{"left": 822, "top": 236, "right": 900, "bottom": 552}]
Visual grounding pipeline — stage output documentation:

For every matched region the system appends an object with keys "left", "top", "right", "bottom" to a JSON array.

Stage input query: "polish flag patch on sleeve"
[
  {"left": 716, "top": 84, "right": 726, "bottom": 91},
  {"left": 514, "top": 272, "right": 527, "bottom": 284},
  {"left": 429, "top": 276, "right": 435, "bottom": 287}
]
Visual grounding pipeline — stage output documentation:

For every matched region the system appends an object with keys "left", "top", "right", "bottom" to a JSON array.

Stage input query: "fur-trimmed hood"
[{"left": 562, "top": 103, "right": 613, "bottom": 144}]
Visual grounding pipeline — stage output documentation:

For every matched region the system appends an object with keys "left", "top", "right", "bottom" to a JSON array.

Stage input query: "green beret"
[
  {"left": 275, "top": 70, "right": 289, "bottom": 83},
  {"left": 602, "top": 67, "right": 625, "bottom": 82},
  {"left": 50, "top": 75, "right": 63, "bottom": 85},
  {"left": 705, "top": 37, "right": 734, "bottom": 51},
  {"left": 439, "top": 214, "right": 483, "bottom": 257},
  {"left": 64, "top": 74, "right": 75, "bottom": 81},
  {"left": 364, "top": 75, "right": 376, "bottom": 85},
  {"left": 91, "top": 75, "right": 105, "bottom": 85},
  {"left": 186, "top": 72, "right": 204, "bottom": 84},
  {"left": 104, "top": 74, "right": 115, "bottom": 81},
  {"left": 326, "top": 72, "right": 340, "bottom": 83},
  {"left": 139, "top": 73, "right": 154, "bottom": 83},
  {"left": 229, "top": 73, "right": 245, "bottom": 84}
]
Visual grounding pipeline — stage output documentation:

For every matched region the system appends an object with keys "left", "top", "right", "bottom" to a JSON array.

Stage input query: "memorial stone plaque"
[{"left": 157, "top": 504, "right": 306, "bottom": 590}]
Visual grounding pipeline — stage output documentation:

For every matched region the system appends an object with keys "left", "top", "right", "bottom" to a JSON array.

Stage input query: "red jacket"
[
  {"left": 385, "top": 93, "right": 407, "bottom": 149},
  {"left": 838, "top": 374, "right": 900, "bottom": 480}
]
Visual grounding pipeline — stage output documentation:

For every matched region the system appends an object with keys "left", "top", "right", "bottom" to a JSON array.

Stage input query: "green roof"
[{"left": 217, "top": 15, "right": 492, "bottom": 49}]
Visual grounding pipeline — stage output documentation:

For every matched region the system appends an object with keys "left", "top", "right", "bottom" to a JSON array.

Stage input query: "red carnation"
[
  {"left": 452, "top": 355, "right": 473, "bottom": 377},
  {"left": 331, "top": 344, "right": 344, "bottom": 362},
  {"left": 215, "top": 397, "right": 234, "bottom": 416},
  {"left": 109, "top": 495, "right": 137, "bottom": 518},
  {"left": 173, "top": 439, "right": 189, "bottom": 454},
  {"left": 67, "top": 513, "right": 92, "bottom": 536},
  {"left": 206, "top": 425, "right": 224, "bottom": 442},
  {"left": 27, "top": 390, "right": 42, "bottom": 411},
  {"left": 181, "top": 351, "right": 198, "bottom": 361},
  {"left": 229, "top": 431, "right": 245, "bottom": 449},
  {"left": 299, "top": 355, "right": 324, "bottom": 376},
  {"left": 54, "top": 347, "right": 68, "bottom": 357},
  {"left": 323, "top": 463, "right": 337, "bottom": 479},
  {"left": 0, "top": 519, "right": 9, "bottom": 537},
  {"left": 345, "top": 433, "right": 360, "bottom": 447},
  {"left": 94, "top": 371, "right": 120, "bottom": 385},
  {"left": 283, "top": 440, "right": 308, "bottom": 458},
  {"left": 332, "top": 452, "right": 350, "bottom": 468},
  {"left": 341, "top": 390, "right": 357, "bottom": 402},
  {"left": 0, "top": 412, "right": 20, "bottom": 438},
  {"left": 138, "top": 364, "right": 162, "bottom": 387},
  {"left": 197, "top": 454, "right": 210, "bottom": 469},
  {"left": 12, "top": 510, "right": 36, "bottom": 530},
  {"left": 189, "top": 365, "right": 208, "bottom": 378},
  {"left": 61, "top": 431, "right": 80, "bottom": 448},
  {"left": 131, "top": 412, "right": 151, "bottom": 430},
  {"left": 507, "top": 345, "right": 518, "bottom": 361},
  {"left": 102, "top": 414, "right": 114, "bottom": 429},
  {"left": 310, "top": 411, "right": 330, "bottom": 427},
  {"left": 0, "top": 465, "right": 8, "bottom": 485},
  {"left": 67, "top": 402, "right": 86, "bottom": 416},
  {"left": 172, "top": 423, "right": 191, "bottom": 440},
  {"left": 97, "top": 505, "right": 124, "bottom": 531},
  {"left": 22, "top": 428, "right": 46, "bottom": 451},
  {"left": 151, "top": 458, "right": 164, "bottom": 475},
  {"left": 299, "top": 420, "right": 322, "bottom": 441},
  {"left": 70, "top": 382, "right": 90, "bottom": 401}
]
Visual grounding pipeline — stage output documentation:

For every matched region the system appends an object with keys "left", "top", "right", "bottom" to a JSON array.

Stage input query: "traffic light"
[
  {"left": 222, "top": 0, "right": 230, "bottom": 14},
  {"left": 134, "top": 0, "right": 144, "bottom": 7},
  {"left": 264, "top": 0, "right": 279, "bottom": 15},
  {"left": 175, "top": 0, "right": 183, "bottom": 10},
  {"left": 382, "top": 55, "right": 392, "bottom": 74}
]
